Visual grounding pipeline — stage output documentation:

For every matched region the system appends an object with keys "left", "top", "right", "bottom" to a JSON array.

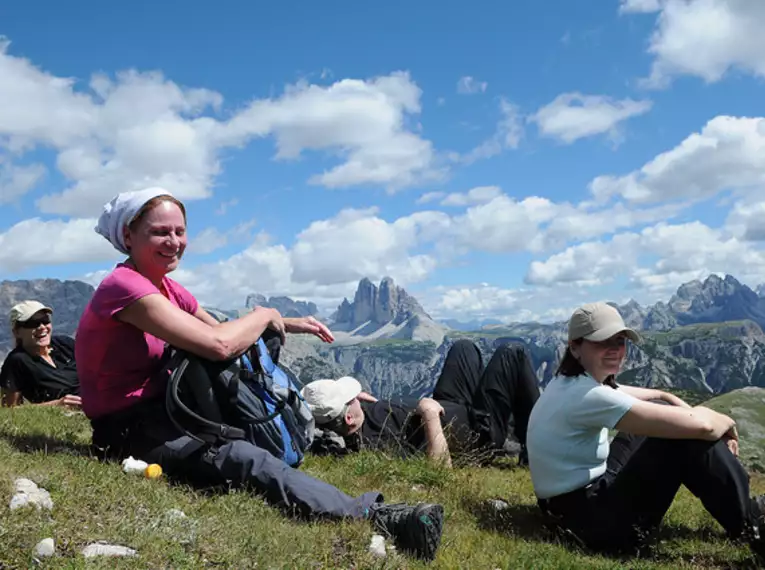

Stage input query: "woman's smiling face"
[
  {"left": 124, "top": 200, "right": 187, "bottom": 275},
  {"left": 14, "top": 310, "right": 53, "bottom": 353}
]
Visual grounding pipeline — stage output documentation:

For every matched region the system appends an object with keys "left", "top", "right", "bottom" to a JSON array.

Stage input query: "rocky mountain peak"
[
  {"left": 334, "top": 276, "right": 429, "bottom": 328},
  {"left": 662, "top": 273, "right": 765, "bottom": 330},
  {"left": 756, "top": 284, "right": 765, "bottom": 298},
  {"left": 244, "top": 293, "right": 318, "bottom": 318}
]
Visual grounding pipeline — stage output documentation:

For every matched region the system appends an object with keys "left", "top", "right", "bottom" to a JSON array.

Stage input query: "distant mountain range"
[{"left": 2, "top": 273, "right": 765, "bottom": 401}]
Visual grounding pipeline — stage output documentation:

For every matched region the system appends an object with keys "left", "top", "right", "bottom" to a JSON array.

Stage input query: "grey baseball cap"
[{"left": 568, "top": 302, "right": 641, "bottom": 343}]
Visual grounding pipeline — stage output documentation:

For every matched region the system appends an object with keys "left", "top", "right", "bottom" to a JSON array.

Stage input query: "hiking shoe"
[
  {"left": 369, "top": 502, "right": 444, "bottom": 561},
  {"left": 746, "top": 495, "right": 765, "bottom": 560}
]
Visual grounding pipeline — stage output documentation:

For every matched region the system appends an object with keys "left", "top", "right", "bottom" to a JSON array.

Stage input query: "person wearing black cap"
[
  {"left": 527, "top": 301, "right": 765, "bottom": 561},
  {"left": 0, "top": 301, "right": 81, "bottom": 408}
]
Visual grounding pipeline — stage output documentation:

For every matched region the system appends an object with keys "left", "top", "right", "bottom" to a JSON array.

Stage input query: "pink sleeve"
[
  {"left": 166, "top": 278, "right": 199, "bottom": 315},
  {"left": 91, "top": 267, "right": 161, "bottom": 320}
]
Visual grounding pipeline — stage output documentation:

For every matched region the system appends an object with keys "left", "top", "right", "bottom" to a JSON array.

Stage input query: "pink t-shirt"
[{"left": 76, "top": 263, "right": 199, "bottom": 419}]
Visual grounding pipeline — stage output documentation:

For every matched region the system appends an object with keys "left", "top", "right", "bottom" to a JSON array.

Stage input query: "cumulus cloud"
[
  {"left": 456, "top": 76, "right": 488, "bottom": 94},
  {"left": 0, "top": 161, "right": 46, "bottom": 203},
  {"left": 627, "top": 0, "right": 765, "bottom": 86},
  {"left": 189, "top": 220, "right": 257, "bottom": 255},
  {"left": 531, "top": 92, "right": 652, "bottom": 144},
  {"left": 726, "top": 199, "right": 765, "bottom": 241},
  {"left": 440, "top": 186, "right": 502, "bottom": 207},
  {"left": 0, "top": 40, "right": 439, "bottom": 217},
  {"left": 525, "top": 220, "right": 765, "bottom": 294},
  {"left": 619, "top": 0, "right": 664, "bottom": 13},
  {"left": 589, "top": 116, "right": 765, "bottom": 204},
  {"left": 459, "top": 98, "right": 523, "bottom": 164},
  {"left": 0, "top": 217, "right": 120, "bottom": 272}
]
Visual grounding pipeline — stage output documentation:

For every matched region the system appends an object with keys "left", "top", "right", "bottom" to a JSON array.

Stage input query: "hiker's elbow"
[{"left": 204, "top": 334, "right": 235, "bottom": 361}]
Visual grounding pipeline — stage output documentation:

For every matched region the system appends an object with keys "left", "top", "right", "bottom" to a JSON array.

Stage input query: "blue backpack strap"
[{"left": 251, "top": 338, "right": 300, "bottom": 465}]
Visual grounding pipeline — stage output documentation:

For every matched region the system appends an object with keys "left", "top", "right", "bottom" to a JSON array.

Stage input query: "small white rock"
[
  {"left": 487, "top": 499, "right": 510, "bottom": 511},
  {"left": 9, "top": 493, "right": 31, "bottom": 510},
  {"left": 34, "top": 538, "right": 55, "bottom": 557},
  {"left": 14, "top": 478, "right": 39, "bottom": 494},
  {"left": 369, "top": 534, "right": 387, "bottom": 558},
  {"left": 165, "top": 508, "right": 187, "bottom": 520},
  {"left": 81, "top": 542, "right": 137, "bottom": 558}
]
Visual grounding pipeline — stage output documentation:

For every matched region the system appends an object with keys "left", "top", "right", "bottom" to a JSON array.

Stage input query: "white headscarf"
[{"left": 95, "top": 187, "right": 176, "bottom": 255}]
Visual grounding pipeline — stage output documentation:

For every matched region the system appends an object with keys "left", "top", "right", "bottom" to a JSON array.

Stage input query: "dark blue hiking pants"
[{"left": 91, "top": 397, "right": 383, "bottom": 519}]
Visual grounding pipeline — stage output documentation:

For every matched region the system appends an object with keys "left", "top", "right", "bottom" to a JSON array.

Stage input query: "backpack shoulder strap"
[{"left": 165, "top": 351, "right": 246, "bottom": 444}]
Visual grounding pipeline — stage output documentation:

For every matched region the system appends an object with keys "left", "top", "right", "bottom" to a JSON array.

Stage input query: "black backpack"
[{"left": 164, "top": 335, "right": 315, "bottom": 467}]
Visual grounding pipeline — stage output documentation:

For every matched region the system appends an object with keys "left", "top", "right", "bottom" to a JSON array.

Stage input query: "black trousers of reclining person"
[
  {"left": 431, "top": 339, "right": 541, "bottom": 450},
  {"left": 91, "top": 397, "right": 383, "bottom": 520},
  {"left": 538, "top": 432, "right": 757, "bottom": 553}
]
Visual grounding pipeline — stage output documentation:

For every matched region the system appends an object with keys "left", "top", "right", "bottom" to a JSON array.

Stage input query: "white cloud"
[
  {"left": 451, "top": 195, "right": 559, "bottom": 253},
  {"left": 629, "top": 0, "right": 765, "bottom": 86},
  {"left": 0, "top": 40, "right": 439, "bottom": 217},
  {"left": 531, "top": 92, "right": 652, "bottom": 144},
  {"left": 0, "top": 217, "right": 120, "bottom": 272},
  {"left": 589, "top": 116, "right": 765, "bottom": 204},
  {"left": 456, "top": 76, "right": 488, "bottom": 95},
  {"left": 441, "top": 185, "right": 502, "bottom": 207},
  {"left": 0, "top": 161, "right": 46, "bottom": 203},
  {"left": 526, "top": 220, "right": 765, "bottom": 292},
  {"left": 460, "top": 98, "right": 524, "bottom": 163},
  {"left": 221, "top": 72, "right": 441, "bottom": 191},
  {"left": 726, "top": 199, "right": 765, "bottom": 241},
  {"left": 619, "top": 0, "right": 664, "bottom": 13},
  {"left": 416, "top": 191, "right": 445, "bottom": 205},
  {"left": 290, "top": 207, "right": 438, "bottom": 285},
  {"left": 525, "top": 234, "right": 641, "bottom": 286},
  {"left": 436, "top": 284, "right": 519, "bottom": 318},
  {"left": 189, "top": 220, "right": 257, "bottom": 255},
  {"left": 215, "top": 198, "right": 239, "bottom": 216}
]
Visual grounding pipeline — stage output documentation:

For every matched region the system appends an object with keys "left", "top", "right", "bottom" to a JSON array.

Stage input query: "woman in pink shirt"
[{"left": 76, "top": 188, "right": 443, "bottom": 561}]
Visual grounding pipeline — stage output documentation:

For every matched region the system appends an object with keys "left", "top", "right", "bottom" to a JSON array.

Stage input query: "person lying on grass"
[
  {"left": 301, "top": 339, "right": 540, "bottom": 467},
  {"left": 0, "top": 301, "right": 81, "bottom": 409},
  {"left": 74, "top": 187, "right": 443, "bottom": 561},
  {"left": 526, "top": 301, "right": 765, "bottom": 561}
]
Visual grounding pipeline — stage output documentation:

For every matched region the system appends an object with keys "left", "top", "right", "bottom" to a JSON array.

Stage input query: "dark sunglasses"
[{"left": 18, "top": 315, "right": 51, "bottom": 329}]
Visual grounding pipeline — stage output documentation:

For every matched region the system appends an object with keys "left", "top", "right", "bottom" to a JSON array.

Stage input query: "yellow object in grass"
[{"left": 144, "top": 464, "right": 163, "bottom": 479}]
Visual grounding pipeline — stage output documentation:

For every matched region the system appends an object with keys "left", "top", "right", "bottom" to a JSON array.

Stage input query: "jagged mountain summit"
[
  {"left": 244, "top": 294, "right": 318, "bottom": 318},
  {"left": 638, "top": 274, "right": 765, "bottom": 331},
  {"left": 329, "top": 277, "right": 446, "bottom": 344}
]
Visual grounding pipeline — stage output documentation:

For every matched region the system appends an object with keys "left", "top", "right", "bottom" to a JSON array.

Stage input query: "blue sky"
[{"left": 1, "top": 0, "right": 764, "bottom": 322}]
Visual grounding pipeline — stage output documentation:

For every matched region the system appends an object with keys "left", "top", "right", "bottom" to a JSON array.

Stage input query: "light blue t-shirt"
[{"left": 527, "top": 374, "right": 637, "bottom": 499}]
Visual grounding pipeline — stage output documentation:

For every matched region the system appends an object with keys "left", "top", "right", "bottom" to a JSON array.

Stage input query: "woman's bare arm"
[{"left": 118, "top": 294, "right": 283, "bottom": 361}]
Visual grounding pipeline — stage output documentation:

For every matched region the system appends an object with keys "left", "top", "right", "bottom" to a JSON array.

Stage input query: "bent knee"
[{"left": 494, "top": 343, "right": 526, "bottom": 359}]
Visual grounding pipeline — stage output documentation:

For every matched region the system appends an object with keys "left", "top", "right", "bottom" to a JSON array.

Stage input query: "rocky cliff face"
[
  {"left": 0, "top": 279, "right": 94, "bottom": 361},
  {"left": 330, "top": 277, "right": 446, "bottom": 345},
  {"left": 626, "top": 274, "right": 765, "bottom": 332},
  {"left": 244, "top": 294, "right": 318, "bottom": 318},
  {"left": 333, "top": 277, "right": 428, "bottom": 328}
]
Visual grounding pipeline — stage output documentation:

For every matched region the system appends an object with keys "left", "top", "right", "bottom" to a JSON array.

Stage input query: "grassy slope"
[
  {"left": 0, "top": 407, "right": 763, "bottom": 569},
  {"left": 707, "top": 387, "right": 765, "bottom": 473}
]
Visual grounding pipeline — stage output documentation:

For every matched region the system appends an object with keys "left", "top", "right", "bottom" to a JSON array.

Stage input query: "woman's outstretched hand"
[{"left": 283, "top": 316, "right": 335, "bottom": 343}]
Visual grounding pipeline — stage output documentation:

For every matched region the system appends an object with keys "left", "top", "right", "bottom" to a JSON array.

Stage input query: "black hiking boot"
[
  {"left": 746, "top": 495, "right": 765, "bottom": 562},
  {"left": 518, "top": 444, "right": 529, "bottom": 468},
  {"left": 369, "top": 502, "right": 444, "bottom": 561}
]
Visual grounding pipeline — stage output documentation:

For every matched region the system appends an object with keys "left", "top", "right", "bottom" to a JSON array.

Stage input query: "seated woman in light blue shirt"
[{"left": 527, "top": 301, "right": 765, "bottom": 560}]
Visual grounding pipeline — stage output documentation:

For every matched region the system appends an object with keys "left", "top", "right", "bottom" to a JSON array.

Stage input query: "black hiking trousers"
[
  {"left": 91, "top": 397, "right": 383, "bottom": 519},
  {"left": 432, "top": 339, "right": 541, "bottom": 451},
  {"left": 538, "top": 431, "right": 759, "bottom": 554}
]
